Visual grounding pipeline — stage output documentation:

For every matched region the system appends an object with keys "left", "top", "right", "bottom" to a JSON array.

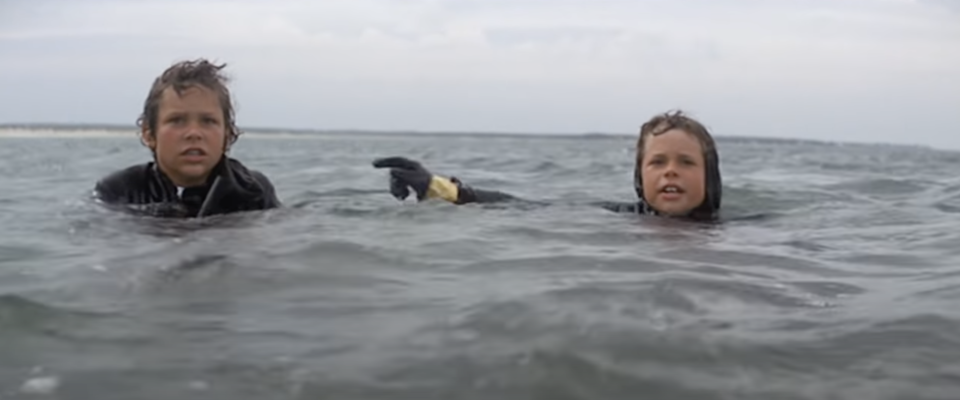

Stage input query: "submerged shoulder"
[
  {"left": 223, "top": 157, "right": 281, "bottom": 208},
  {"left": 250, "top": 169, "right": 275, "bottom": 191},
  {"left": 224, "top": 158, "right": 273, "bottom": 186},
  {"left": 93, "top": 163, "right": 153, "bottom": 203}
]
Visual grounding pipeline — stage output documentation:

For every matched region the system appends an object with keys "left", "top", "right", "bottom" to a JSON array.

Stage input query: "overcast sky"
[{"left": 1, "top": 0, "right": 958, "bottom": 148}]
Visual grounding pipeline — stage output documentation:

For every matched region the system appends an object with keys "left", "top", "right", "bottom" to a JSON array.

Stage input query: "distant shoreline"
[
  {"left": 0, "top": 122, "right": 631, "bottom": 139},
  {"left": 0, "top": 122, "right": 933, "bottom": 150}
]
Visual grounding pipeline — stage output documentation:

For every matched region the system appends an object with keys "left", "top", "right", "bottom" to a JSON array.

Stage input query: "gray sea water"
[{"left": 2, "top": 129, "right": 960, "bottom": 400}]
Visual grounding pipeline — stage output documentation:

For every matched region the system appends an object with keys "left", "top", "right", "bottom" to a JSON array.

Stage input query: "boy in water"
[
  {"left": 94, "top": 59, "right": 281, "bottom": 218},
  {"left": 372, "top": 110, "right": 722, "bottom": 221}
]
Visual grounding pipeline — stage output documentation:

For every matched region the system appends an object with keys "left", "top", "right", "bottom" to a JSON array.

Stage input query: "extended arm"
[
  {"left": 372, "top": 156, "right": 650, "bottom": 215},
  {"left": 372, "top": 156, "right": 518, "bottom": 205}
]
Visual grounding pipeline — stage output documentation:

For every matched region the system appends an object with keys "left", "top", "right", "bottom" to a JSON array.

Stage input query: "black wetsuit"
[
  {"left": 93, "top": 156, "right": 280, "bottom": 218},
  {"left": 436, "top": 160, "right": 720, "bottom": 221},
  {"left": 372, "top": 154, "right": 722, "bottom": 221},
  {"left": 455, "top": 183, "right": 662, "bottom": 215},
  {"left": 448, "top": 131, "right": 723, "bottom": 221}
]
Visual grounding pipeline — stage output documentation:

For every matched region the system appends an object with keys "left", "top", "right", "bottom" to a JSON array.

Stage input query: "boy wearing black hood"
[
  {"left": 93, "top": 59, "right": 281, "bottom": 218},
  {"left": 372, "top": 110, "right": 722, "bottom": 221}
]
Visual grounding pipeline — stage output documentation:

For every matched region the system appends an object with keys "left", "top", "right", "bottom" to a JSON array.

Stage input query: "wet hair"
[
  {"left": 137, "top": 59, "right": 241, "bottom": 151},
  {"left": 633, "top": 110, "right": 722, "bottom": 220}
]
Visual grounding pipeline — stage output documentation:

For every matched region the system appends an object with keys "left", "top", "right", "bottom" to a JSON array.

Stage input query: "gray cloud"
[
  {"left": 918, "top": 0, "right": 960, "bottom": 13},
  {"left": 0, "top": 0, "right": 958, "bottom": 148}
]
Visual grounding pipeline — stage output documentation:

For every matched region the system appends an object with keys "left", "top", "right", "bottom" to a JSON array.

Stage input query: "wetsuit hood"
[{"left": 633, "top": 141, "right": 722, "bottom": 221}]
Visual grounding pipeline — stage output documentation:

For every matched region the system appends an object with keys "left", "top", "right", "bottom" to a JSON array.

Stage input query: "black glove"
[{"left": 372, "top": 156, "right": 460, "bottom": 202}]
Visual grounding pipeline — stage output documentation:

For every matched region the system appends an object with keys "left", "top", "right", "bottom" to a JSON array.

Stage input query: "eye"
[
  {"left": 678, "top": 155, "right": 698, "bottom": 166},
  {"left": 204, "top": 117, "right": 219, "bottom": 125}
]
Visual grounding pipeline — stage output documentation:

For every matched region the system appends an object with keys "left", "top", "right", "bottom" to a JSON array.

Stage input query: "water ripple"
[{"left": 2, "top": 134, "right": 960, "bottom": 399}]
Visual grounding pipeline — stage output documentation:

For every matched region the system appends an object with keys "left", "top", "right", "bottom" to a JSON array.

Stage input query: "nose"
[
  {"left": 664, "top": 160, "right": 679, "bottom": 177},
  {"left": 184, "top": 121, "right": 203, "bottom": 141}
]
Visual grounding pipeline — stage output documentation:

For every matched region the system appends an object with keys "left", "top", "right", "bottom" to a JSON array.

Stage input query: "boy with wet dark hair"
[
  {"left": 629, "top": 109, "right": 721, "bottom": 220},
  {"left": 94, "top": 59, "right": 280, "bottom": 218},
  {"left": 373, "top": 110, "right": 722, "bottom": 221}
]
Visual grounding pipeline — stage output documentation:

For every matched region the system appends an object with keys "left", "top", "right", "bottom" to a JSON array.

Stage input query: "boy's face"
[
  {"left": 141, "top": 85, "right": 226, "bottom": 187},
  {"left": 640, "top": 129, "right": 706, "bottom": 216}
]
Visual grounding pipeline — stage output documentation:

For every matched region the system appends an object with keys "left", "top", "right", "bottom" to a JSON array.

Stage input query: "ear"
[{"left": 140, "top": 127, "right": 156, "bottom": 150}]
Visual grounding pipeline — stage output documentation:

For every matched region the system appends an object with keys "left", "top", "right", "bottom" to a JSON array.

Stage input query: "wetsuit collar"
[
  {"left": 150, "top": 157, "right": 225, "bottom": 190},
  {"left": 149, "top": 157, "right": 228, "bottom": 217}
]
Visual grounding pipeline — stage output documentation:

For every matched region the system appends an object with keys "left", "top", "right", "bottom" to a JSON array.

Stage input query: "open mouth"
[
  {"left": 181, "top": 148, "right": 207, "bottom": 156},
  {"left": 661, "top": 184, "right": 685, "bottom": 194}
]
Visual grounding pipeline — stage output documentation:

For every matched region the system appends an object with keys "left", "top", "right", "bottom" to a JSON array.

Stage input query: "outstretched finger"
[{"left": 372, "top": 156, "right": 422, "bottom": 171}]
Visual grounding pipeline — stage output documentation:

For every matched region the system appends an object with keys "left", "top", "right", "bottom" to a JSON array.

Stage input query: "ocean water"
[{"left": 2, "top": 128, "right": 960, "bottom": 399}]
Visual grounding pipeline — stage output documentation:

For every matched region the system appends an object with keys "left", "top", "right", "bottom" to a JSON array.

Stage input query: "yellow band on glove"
[{"left": 426, "top": 175, "right": 460, "bottom": 203}]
